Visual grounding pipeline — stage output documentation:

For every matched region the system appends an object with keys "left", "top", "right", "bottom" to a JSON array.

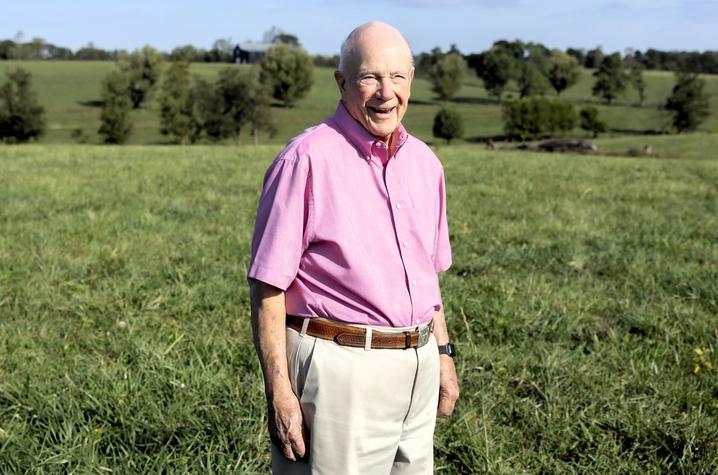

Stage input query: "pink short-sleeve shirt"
[{"left": 248, "top": 102, "right": 451, "bottom": 327}]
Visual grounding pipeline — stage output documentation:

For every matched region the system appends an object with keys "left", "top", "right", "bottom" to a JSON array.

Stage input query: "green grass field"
[
  {"left": 1, "top": 145, "right": 717, "bottom": 473},
  {"left": 1, "top": 61, "right": 717, "bottom": 150}
]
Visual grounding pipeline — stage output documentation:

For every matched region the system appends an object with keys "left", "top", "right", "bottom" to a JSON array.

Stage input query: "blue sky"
[{"left": 3, "top": 0, "right": 716, "bottom": 55}]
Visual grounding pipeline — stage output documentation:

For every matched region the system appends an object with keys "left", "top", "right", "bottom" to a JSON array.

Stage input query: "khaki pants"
[{"left": 272, "top": 323, "right": 440, "bottom": 475}]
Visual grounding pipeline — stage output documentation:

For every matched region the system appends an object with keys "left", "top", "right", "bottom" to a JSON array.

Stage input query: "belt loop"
[
  {"left": 364, "top": 327, "right": 372, "bottom": 351},
  {"left": 300, "top": 318, "right": 310, "bottom": 336}
]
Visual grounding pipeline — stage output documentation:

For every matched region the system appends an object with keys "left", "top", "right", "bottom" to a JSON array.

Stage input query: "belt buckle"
[{"left": 417, "top": 325, "right": 431, "bottom": 347}]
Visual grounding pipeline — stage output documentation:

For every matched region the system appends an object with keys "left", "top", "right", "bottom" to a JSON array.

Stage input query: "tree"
[
  {"left": 0, "top": 40, "right": 17, "bottom": 59},
  {"left": 207, "top": 66, "right": 275, "bottom": 144},
  {"left": 0, "top": 68, "right": 46, "bottom": 143},
  {"left": 158, "top": 60, "right": 199, "bottom": 144},
  {"left": 518, "top": 61, "right": 550, "bottom": 98},
  {"left": 566, "top": 47, "right": 585, "bottom": 65},
  {"left": 98, "top": 71, "right": 133, "bottom": 144},
  {"left": 474, "top": 47, "right": 513, "bottom": 99},
  {"left": 259, "top": 44, "right": 314, "bottom": 107},
  {"left": 432, "top": 107, "right": 464, "bottom": 144},
  {"left": 503, "top": 97, "right": 577, "bottom": 138},
  {"left": 170, "top": 45, "right": 202, "bottom": 62},
  {"left": 428, "top": 53, "right": 468, "bottom": 100},
  {"left": 579, "top": 107, "right": 607, "bottom": 137},
  {"left": 273, "top": 33, "right": 300, "bottom": 47},
  {"left": 592, "top": 53, "right": 627, "bottom": 104},
  {"left": 629, "top": 63, "right": 646, "bottom": 106},
  {"left": 664, "top": 72, "right": 711, "bottom": 132},
  {"left": 548, "top": 49, "right": 581, "bottom": 95},
  {"left": 117, "top": 46, "right": 164, "bottom": 108},
  {"left": 585, "top": 47, "right": 604, "bottom": 68}
]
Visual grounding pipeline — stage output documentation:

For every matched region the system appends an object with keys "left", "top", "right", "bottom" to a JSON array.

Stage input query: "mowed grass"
[
  {"left": 1, "top": 60, "right": 717, "bottom": 147},
  {"left": 1, "top": 145, "right": 717, "bottom": 473}
]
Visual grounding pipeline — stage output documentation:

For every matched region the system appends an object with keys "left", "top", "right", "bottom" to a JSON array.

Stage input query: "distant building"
[{"left": 234, "top": 42, "right": 274, "bottom": 64}]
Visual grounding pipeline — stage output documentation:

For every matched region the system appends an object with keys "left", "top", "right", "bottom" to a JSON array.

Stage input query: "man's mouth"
[{"left": 369, "top": 106, "right": 396, "bottom": 116}]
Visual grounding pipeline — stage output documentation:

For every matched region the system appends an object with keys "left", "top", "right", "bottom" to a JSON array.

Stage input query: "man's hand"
[
  {"left": 268, "top": 389, "right": 308, "bottom": 461},
  {"left": 437, "top": 355, "right": 459, "bottom": 417}
]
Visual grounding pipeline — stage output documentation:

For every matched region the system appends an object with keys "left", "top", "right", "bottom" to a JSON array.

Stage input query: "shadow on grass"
[
  {"left": 608, "top": 128, "right": 667, "bottom": 135},
  {"left": 79, "top": 100, "right": 104, "bottom": 108},
  {"left": 450, "top": 96, "right": 500, "bottom": 106}
]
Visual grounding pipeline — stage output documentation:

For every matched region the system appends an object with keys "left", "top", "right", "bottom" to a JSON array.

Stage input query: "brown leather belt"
[{"left": 286, "top": 315, "right": 433, "bottom": 349}]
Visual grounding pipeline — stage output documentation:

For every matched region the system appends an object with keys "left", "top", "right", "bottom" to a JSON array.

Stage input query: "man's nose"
[{"left": 375, "top": 78, "right": 395, "bottom": 100}]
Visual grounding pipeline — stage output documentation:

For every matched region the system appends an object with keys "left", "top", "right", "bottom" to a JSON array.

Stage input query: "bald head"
[{"left": 338, "top": 21, "right": 414, "bottom": 75}]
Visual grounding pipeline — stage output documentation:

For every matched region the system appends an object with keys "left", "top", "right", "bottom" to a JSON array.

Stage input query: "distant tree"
[
  {"left": 592, "top": 53, "right": 628, "bottom": 104},
  {"left": 415, "top": 47, "right": 444, "bottom": 77},
  {"left": 629, "top": 63, "right": 646, "bottom": 106},
  {"left": 117, "top": 46, "right": 163, "bottom": 108},
  {"left": 313, "top": 54, "right": 340, "bottom": 68},
  {"left": 210, "top": 38, "right": 234, "bottom": 62},
  {"left": 75, "top": 42, "right": 118, "bottom": 61},
  {"left": 158, "top": 60, "right": 199, "bottom": 144},
  {"left": 192, "top": 77, "right": 225, "bottom": 142},
  {"left": 273, "top": 33, "right": 300, "bottom": 47},
  {"left": 0, "top": 68, "right": 46, "bottom": 143},
  {"left": 548, "top": 49, "right": 581, "bottom": 95},
  {"left": 27, "top": 37, "right": 46, "bottom": 59},
  {"left": 433, "top": 107, "right": 464, "bottom": 144},
  {"left": 0, "top": 40, "right": 17, "bottom": 59},
  {"left": 503, "top": 97, "right": 577, "bottom": 138},
  {"left": 429, "top": 53, "right": 468, "bottom": 100},
  {"left": 474, "top": 47, "right": 514, "bottom": 99},
  {"left": 566, "top": 47, "right": 585, "bottom": 65},
  {"left": 170, "top": 45, "right": 202, "bottom": 62},
  {"left": 518, "top": 61, "right": 550, "bottom": 98},
  {"left": 585, "top": 47, "right": 604, "bottom": 68},
  {"left": 579, "top": 106, "right": 607, "bottom": 137},
  {"left": 211, "top": 66, "right": 275, "bottom": 143},
  {"left": 98, "top": 71, "right": 133, "bottom": 144},
  {"left": 259, "top": 44, "right": 314, "bottom": 106},
  {"left": 664, "top": 72, "right": 711, "bottom": 133}
]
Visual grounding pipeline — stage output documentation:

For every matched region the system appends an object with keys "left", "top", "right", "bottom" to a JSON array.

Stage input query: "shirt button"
[
  {"left": 411, "top": 279, "right": 417, "bottom": 287},
  {"left": 395, "top": 203, "right": 401, "bottom": 209},
  {"left": 402, "top": 241, "right": 408, "bottom": 247}
]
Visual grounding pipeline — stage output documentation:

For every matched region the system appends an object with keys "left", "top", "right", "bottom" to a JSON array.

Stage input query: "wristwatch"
[{"left": 437, "top": 342, "right": 456, "bottom": 358}]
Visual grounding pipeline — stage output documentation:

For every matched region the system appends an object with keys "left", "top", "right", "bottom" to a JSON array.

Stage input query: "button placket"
[{"left": 384, "top": 159, "right": 418, "bottom": 324}]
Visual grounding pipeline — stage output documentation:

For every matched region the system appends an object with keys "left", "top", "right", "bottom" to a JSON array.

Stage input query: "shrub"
[
  {"left": 433, "top": 107, "right": 464, "bottom": 144},
  {"left": 259, "top": 44, "right": 314, "bottom": 107},
  {"left": 579, "top": 107, "right": 607, "bottom": 137},
  {"left": 664, "top": 72, "right": 711, "bottom": 133},
  {"left": 503, "top": 97, "right": 577, "bottom": 139},
  {"left": 429, "top": 53, "right": 468, "bottom": 100},
  {"left": 0, "top": 68, "right": 46, "bottom": 143},
  {"left": 98, "top": 71, "right": 133, "bottom": 144}
]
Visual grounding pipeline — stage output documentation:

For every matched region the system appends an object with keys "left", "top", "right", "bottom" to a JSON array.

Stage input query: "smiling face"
[{"left": 335, "top": 23, "right": 415, "bottom": 143}]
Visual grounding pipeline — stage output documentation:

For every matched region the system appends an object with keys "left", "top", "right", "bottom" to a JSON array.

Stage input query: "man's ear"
[{"left": 334, "top": 70, "right": 346, "bottom": 95}]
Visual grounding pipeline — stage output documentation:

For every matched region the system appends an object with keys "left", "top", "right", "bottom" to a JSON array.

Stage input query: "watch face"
[{"left": 439, "top": 343, "right": 456, "bottom": 357}]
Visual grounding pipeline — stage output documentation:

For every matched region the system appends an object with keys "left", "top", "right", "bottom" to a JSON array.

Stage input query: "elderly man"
[{"left": 248, "top": 21, "right": 459, "bottom": 474}]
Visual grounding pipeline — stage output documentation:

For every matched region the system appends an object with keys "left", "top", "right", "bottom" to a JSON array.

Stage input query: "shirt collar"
[{"left": 330, "top": 101, "right": 409, "bottom": 162}]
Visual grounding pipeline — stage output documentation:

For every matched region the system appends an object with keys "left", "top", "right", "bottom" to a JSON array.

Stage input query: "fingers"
[
  {"left": 269, "top": 393, "right": 308, "bottom": 461},
  {"left": 437, "top": 392, "right": 458, "bottom": 417},
  {"left": 437, "top": 356, "right": 460, "bottom": 417}
]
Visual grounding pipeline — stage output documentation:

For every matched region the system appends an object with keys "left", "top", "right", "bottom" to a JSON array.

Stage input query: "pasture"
[
  {"left": 1, "top": 145, "right": 717, "bottom": 473},
  {"left": 1, "top": 60, "right": 717, "bottom": 154}
]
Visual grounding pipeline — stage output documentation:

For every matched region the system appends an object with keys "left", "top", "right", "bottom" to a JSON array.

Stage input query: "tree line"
[
  {"left": 2, "top": 34, "right": 718, "bottom": 75},
  {"left": 0, "top": 43, "right": 314, "bottom": 145},
  {"left": 424, "top": 42, "right": 710, "bottom": 143}
]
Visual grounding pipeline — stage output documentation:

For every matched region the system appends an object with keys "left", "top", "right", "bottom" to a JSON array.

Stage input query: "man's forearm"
[
  {"left": 432, "top": 307, "right": 450, "bottom": 346},
  {"left": 249, "top": 279, "right": 293, "bottom": 399}
]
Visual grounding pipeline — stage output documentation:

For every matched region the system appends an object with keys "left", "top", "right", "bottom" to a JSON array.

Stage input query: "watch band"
[{"left": 437, "top": 342, "right": 456, "bottom": 358}]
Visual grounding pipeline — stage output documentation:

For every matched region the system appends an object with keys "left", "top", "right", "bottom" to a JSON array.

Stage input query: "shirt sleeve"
[
  {"left": 433, "top": 167, "right": 452, "bottom": 273},
  {"left": 248, "top": 154, "right": 312, "bottom": 290}
]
